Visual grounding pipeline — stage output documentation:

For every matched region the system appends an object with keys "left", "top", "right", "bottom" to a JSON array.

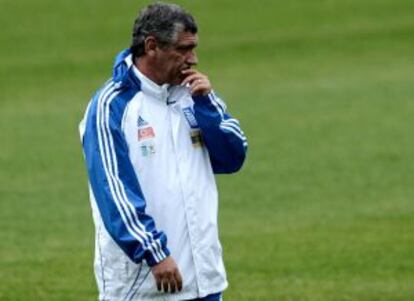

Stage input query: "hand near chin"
[
  {"left": 151, "top": 256, "right": 183, "bottom": 294},
  {"left": 181, "top": 69, "right": 212, "bottom": 96}
]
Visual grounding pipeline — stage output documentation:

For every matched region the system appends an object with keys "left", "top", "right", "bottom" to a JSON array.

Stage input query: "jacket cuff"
[
  {"left": 144, "top": 244, "right": 170, "bottom": 267},
  {"left": 192, "top": 92, "right": 211, "bottom": 103}
]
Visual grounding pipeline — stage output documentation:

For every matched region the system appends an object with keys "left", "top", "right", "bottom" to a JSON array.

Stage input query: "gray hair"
[{"left": 130, "top": 2, "right": 198, "bottom": 59}]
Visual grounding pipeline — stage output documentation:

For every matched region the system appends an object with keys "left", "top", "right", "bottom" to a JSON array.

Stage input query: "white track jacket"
[{"left": 79, "top": 49, "right": 247, "bottom": 300}]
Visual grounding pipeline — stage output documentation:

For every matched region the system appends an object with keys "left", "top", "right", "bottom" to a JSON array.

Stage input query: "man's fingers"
[
  {"left": 180, "top": 69, "right": 212, "bottom": 96},
  {"left": 155, "top": 274, "right": 176, "bottom": 293},
  {"left": 169, "top": 274, "right": 177, "bottom": 294},
  {"left": 156, "top": 276, "right": 162, "bottom": 291},
  {"left": 190, "top": 78, "right": 207, "bottom": 88},
  {"left": 174, "top": 269, "right": 183, "bottom": 292},
  {"left": 181, "top": 73, "right": 203, "bottom": 86},
  {"left": 181, "top": 69, "right": 207, "bottom": 86},
  {"left": 181, "top": 68, "right": 197, "bottom": 75},
  {"left": 151, "top": 257, "right": 183, "bottom": 294},
  {"left": 162, "top": 277, "right": 169, "bottom": 293},
  {"left": 191, "top": 82, "right": 211, "bottom": 96}
]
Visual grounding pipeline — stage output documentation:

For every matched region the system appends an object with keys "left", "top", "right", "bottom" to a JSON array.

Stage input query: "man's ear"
[{"left": 144, "top": 36, "right": 157, "bottom": 57}]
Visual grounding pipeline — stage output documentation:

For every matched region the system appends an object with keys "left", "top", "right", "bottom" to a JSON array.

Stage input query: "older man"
[{"left": 79, "top": 3, "right": 247, "bottom": 300}]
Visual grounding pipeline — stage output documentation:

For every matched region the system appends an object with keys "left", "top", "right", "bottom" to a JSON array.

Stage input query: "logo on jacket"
[
  {"left": 137, "top": 116, "right": 149, "bottom": 127},
  {"left": 137, "top": 116, "right": 155, "bottom": 141},
  {"left": 138, "top": 127, "right": 155, "bottom": 141},
  {"left": 141, "top": 144, "right": 156, "bottom": 157},
  {"left": 182, "top": 107, "right": 198, "bottom": 129}
]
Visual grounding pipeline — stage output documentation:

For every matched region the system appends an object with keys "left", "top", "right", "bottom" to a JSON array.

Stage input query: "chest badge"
[
  {"left": 182, "top": 107, "right": 199, "bottom": 129},
  {"left": 137, "top": 116, "right": 155, "bottom": 141}
]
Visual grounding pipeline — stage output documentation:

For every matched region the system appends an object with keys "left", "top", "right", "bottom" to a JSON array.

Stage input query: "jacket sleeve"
[
  {"left": 192, "top": 91, "right": 248, "bottom": 173},
  {"left": 81, "top": 88, "right": 170, "bottom": 267}
]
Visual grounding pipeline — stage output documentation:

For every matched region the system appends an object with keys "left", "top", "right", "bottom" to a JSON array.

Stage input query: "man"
[{"left": 79, "top": 3, "right": 247, "bottom": 300}]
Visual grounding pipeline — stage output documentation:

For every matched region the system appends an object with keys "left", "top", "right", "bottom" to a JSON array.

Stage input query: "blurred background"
[{"left": 1, "top": 0, "right": 413, "bottom": 300}]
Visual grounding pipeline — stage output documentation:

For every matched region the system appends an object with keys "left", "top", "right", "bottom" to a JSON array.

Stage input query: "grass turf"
[{"left": 0, "top": 0, "right": 413, "bottom": 300}]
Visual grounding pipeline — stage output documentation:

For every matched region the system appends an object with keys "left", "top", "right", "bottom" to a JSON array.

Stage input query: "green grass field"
[{"left": 1, "top": 0, "right": 414, "bottom": 300}]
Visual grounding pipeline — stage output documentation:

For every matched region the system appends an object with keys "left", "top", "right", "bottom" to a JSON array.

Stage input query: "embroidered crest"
[{"left": 182, "top": 107, "right": 198, "bottom": 129}]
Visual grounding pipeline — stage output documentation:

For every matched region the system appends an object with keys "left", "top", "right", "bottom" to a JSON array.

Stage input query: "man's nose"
[{"left": 187, "top": 51, "right": 198, "bottom": 66}]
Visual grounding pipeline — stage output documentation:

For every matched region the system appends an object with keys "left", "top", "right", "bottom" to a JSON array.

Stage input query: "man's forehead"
[{"left": 176, "top": 32, "right": 198, "bottom": 46}]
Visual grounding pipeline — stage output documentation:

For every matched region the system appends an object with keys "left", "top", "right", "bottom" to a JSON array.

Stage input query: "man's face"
[{"left": 155, "top": 31, "right": 198, "bottom": 85}]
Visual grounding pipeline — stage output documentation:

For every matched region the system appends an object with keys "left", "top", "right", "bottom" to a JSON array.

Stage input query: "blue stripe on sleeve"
[{"left": 83, "top": 81, "right": 169, "bottom": 266}]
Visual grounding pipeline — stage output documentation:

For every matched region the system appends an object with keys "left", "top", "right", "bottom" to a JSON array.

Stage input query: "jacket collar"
[
  {"left": 112, "top": 48, "right": 171, "bottom": 103},
  {"left": 132, "top": 62, "right": 171, "bottom": 103}
]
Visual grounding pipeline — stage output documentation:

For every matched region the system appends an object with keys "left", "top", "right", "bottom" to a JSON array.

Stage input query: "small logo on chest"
[
  {"left": 140, "top": 144, "right": 156, "bottom": 157},
  {"left": 137, "top": 116, "right": 149, "bottom": 127},
  {"left": 137, "top": 116, "right": 155, "bottom": 141}
]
